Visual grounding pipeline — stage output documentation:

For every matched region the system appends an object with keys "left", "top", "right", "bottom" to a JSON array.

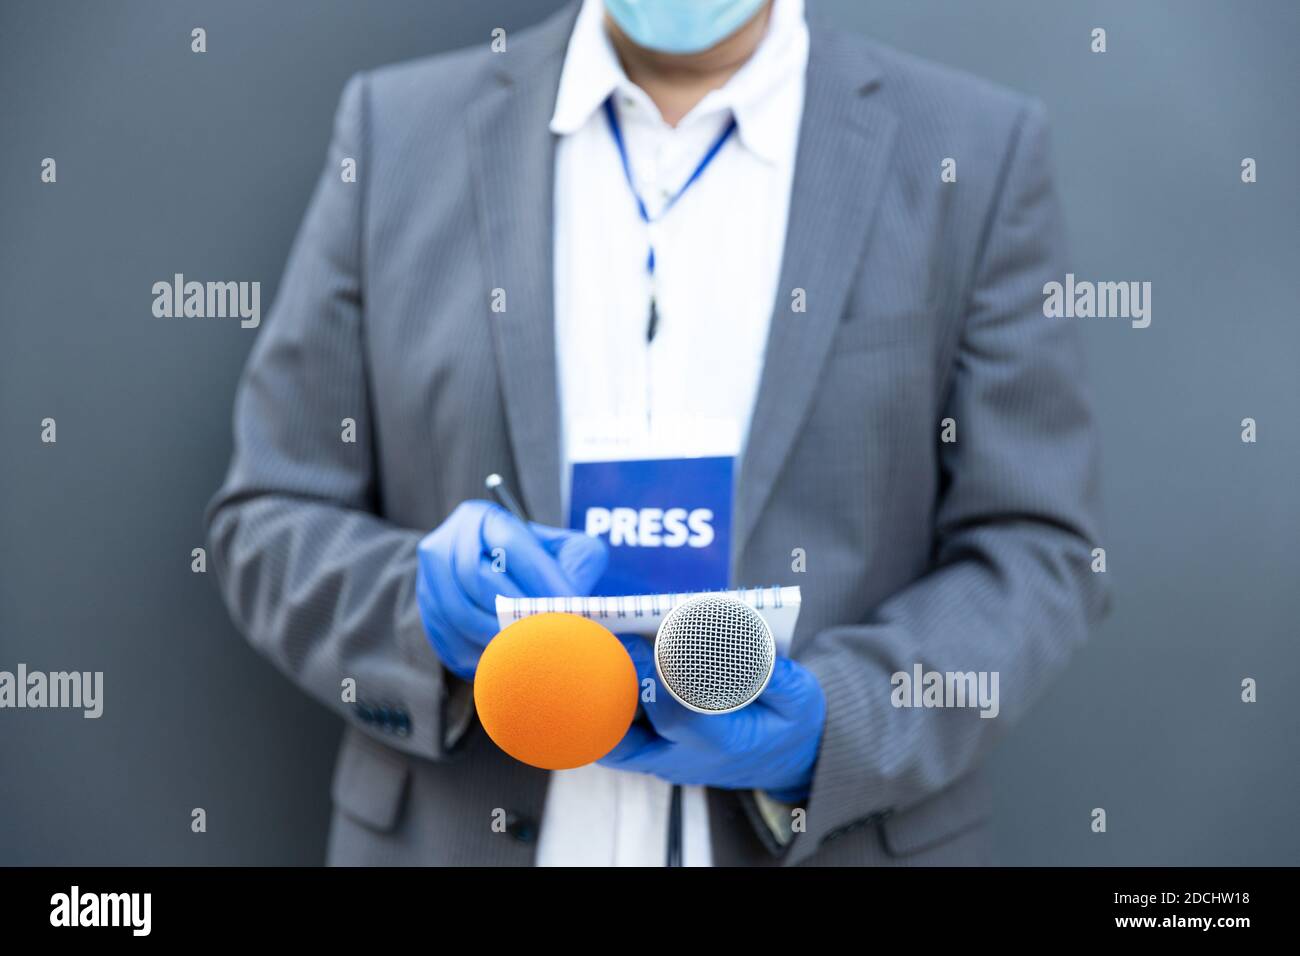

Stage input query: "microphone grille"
[{"left": 655, "top": 595, "right": 776, "bottom": 714}]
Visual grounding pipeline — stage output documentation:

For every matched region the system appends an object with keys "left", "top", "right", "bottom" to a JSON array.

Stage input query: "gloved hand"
[
  {"left": 416, "top": 500, "right": 608, "bottom": 680},
  {"left": 599, "top": 635, "right": 826, "bottom": 803}
]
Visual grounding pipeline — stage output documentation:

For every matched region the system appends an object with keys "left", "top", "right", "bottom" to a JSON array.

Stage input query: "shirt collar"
[
  {"left": 549, "top": 0, "right": 808, "bottom": 166},
  {"left": 549, "top": 0, "right": 627, "bottom": 137}
]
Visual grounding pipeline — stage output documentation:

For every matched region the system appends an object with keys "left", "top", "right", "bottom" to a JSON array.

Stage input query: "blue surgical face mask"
[{"left": 604, "top": 0, "right": 769, "bottom": 55}]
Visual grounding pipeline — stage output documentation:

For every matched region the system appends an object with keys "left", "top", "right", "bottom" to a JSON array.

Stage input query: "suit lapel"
[
  {"left": 732, "top": 28, "right": 898, "bottom": 564},
  {"left": 466, "top": 4, "right": 580, "bottom": 526}
]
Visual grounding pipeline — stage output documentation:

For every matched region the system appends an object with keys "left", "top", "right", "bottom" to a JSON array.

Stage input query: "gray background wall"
[{"left": 2, "top": 0, "right": 1296, "bottom": 865}]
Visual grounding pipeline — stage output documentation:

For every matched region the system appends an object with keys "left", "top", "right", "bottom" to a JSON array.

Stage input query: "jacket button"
[{"left": 503, "top": 812, "right": 538, "bottom": 844}]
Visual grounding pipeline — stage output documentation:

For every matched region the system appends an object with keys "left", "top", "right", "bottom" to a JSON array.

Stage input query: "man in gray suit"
[{"left": 208, "top": 0, "right": 1106, "bottom": 866}]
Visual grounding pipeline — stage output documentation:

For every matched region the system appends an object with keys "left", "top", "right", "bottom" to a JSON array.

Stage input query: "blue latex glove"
[
  {"left": 416, "top": 500, "right": 608, "bottom": 680},
  {"left": 600, "top": 635, "right": 826, "bottom": 803}
]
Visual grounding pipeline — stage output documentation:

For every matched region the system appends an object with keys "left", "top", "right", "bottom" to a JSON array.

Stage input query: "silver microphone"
[{"left": 654, "top": 595, "right": 776, "bottom": 715}]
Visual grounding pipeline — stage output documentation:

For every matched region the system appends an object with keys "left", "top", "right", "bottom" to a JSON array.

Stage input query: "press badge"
[
  {"left": 565, "top": 417, "right": 737, "bottom": 596},
  {"left": 569, "top": 456, "right": 733, "bottom": 596}
]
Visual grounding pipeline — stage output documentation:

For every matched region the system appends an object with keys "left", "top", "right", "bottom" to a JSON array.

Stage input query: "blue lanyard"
[{"left": 602, "top": 94, "right": 737, "bottom": 341}]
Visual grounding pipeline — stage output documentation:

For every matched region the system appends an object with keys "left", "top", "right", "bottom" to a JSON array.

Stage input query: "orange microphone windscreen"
[{"left": 473, "top": 613, "right": 638, "bottom": 771}]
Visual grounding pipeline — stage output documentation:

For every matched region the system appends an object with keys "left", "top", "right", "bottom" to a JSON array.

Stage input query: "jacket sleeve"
[
  {"left": 205, "top": 72, "right": 463, "bottom": 761},
  {"left": 785, "top": 102, "right": 1109, "bottom": 864}
]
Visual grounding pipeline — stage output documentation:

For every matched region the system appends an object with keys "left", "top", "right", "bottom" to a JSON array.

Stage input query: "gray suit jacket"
[{"left": 207, "top": 2, "right": 1106, "bottom": 866}]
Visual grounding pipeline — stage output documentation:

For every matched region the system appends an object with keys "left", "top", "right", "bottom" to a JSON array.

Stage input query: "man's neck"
[{"left": 604, "top": 1, "right": 774, "bottom": 127}]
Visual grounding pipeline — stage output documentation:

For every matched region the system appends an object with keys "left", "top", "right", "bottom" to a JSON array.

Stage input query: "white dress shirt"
[{"left": 539, "top": 0, "right": 808, "bottom": 866}]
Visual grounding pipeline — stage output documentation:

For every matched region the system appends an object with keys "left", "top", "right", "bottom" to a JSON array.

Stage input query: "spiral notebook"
[{"left": 495, "top": 585, "right": 801, "bottom": 655}]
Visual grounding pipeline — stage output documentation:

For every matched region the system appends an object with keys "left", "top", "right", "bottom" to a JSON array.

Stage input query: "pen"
[{"left": 484, "top": 473, "right": 530, "bottom": 523}]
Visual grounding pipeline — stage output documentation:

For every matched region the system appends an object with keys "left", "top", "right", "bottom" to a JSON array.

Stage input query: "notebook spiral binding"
[{"left": 507, "top": 586, "right": 790, "bottom": 622}]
